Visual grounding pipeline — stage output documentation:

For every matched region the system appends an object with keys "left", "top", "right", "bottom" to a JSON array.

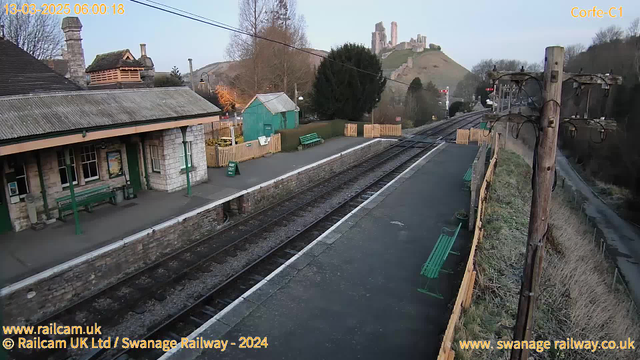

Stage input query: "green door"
[
  {"left": 0, "top": 179, "right": 12, "bottom": 233},
  {"left": 125, "top": 143, "right": 142, "bottom": 193},
  {"left": 263, "top": 124, "right": 273, "bottom": 137}
]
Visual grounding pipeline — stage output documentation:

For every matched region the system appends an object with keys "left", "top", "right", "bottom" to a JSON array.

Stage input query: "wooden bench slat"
[
  {"left": 55, "top": 184, "right": 115, "bottom": 220},
  {"left": 299, "top": 133, "right": 323, "bottom": 146},
  {"left": 418, "top": 223, "right": 463, "bottom": 297},
  {"left": 463, "top": 167, "right": 472, "bottom": 182}
]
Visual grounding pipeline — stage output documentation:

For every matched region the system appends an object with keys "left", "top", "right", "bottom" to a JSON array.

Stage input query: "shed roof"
[
  {"left": 243, "top": 92, "right": 298, "bottom": 115},
  {"left": 0, "top": 38, "right": 81, "bottom": 96},
  {"left": 85, "top": 50, "right": 144, "bottom": 73},
  {"left": 0, "top": 87, "right": 220, "bottom": 143}
]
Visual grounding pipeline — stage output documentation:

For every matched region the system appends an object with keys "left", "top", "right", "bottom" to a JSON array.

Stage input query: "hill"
[
  {"left": 382, "top": 49, "right": 470, "bottom": 95},
  {"left": 183, "top": 48, "right": 328, "bottom": 88}
]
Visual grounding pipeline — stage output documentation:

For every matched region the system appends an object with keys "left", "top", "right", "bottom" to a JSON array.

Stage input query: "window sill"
[{"left": 179, "top": 166, "right": 197, "bottom": 175}]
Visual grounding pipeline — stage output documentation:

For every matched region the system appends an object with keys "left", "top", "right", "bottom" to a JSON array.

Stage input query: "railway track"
[{"left": 9, "top": 111, "right": 485, "bottom": 360}]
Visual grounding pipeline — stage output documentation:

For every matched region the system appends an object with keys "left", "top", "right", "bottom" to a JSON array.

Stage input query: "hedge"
[{"left": 277, "top": 120, "right": 371, "bottom": 151}]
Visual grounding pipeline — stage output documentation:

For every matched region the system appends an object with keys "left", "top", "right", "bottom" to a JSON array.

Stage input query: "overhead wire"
[{"left": 129, "top": 0, "right": 432, "bottom": 92}]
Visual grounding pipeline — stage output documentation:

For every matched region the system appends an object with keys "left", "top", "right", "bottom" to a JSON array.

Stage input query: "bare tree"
[
  {"left": 628, "top": 18, "right": 640, "bottom": 38},
  {"left": 564, "top": 43, "right": 586, "bottom": 66},
  {"left": 226, "top": 0, "right": 270, "bottom": 94},
  {"left": 263, "top": 0, "right": 310, "bottom": 96},
  {"left": 0, "top": 0, "right": 64, "bottom": 59},
  {"left": 226, "top": 0, "right": 312, "bottom": 100},
  {"left": 593, "top": 25, "right": 624, "bottom": 45}
]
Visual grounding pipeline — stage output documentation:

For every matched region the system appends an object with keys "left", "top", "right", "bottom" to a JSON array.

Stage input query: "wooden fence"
[
  {"left": 206, "top": 133, "right": 281, "bottom": 167},
  {"left": 344, "top": 123, "right": 357, "bottom": 137},
  {"left": 469, "top": 128, "right": 491, "bottom": 145},
  {"left": 456, "top": 129, "right": 470, "bottom": 144},
  {"left": 437, "top": 133, "right": 499, "bottom": 360},
  {"left": 363, "top": 124, "right": 401, "bottom": 138}
]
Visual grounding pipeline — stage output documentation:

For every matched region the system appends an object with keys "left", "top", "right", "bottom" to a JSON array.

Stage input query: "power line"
[{"left": 129, "top": 0, "right": 426, "bottom": 91}]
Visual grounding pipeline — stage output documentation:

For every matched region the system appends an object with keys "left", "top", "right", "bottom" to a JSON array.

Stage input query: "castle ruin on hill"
[{"left": 371, "top": 21, "right": 427, "bottom": 55}]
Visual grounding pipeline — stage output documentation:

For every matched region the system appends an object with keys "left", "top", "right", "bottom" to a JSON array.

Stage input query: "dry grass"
[
  {"left": 454, "top": 150, "right": 640, "bottom": 360},
  {"left": 593, "top": 180, "right": 632, "bottom": 211}
]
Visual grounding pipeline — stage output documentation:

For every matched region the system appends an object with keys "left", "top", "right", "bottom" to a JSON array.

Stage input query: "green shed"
[{"left": 242, "top": 92, "right": 299, "bottom": 141}]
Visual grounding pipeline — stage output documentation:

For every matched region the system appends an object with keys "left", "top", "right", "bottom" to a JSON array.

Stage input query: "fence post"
[{"left": 612, "top": 268, "right": 618, "bottom": 290}]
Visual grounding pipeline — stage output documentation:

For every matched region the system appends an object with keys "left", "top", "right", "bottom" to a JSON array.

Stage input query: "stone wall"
[
  {"left": 1, "top": 139, "right": 394, "bottom": 325},
  {"left": 2, "top": 204, "right": 224, "bottom": 325},
  {"left": 161, "top": 125, "right": 208, "bottom": 192}
]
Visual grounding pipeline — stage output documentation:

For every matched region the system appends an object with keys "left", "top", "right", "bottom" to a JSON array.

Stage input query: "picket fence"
[{"left": 206, "top": 133, "right": 281, "bottom": 167}]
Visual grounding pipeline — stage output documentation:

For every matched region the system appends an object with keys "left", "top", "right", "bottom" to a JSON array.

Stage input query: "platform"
[
  {"left": 0, "top": 137, "right": 371, "bottom": 286},
  {"left": 170, "top": 143, "right": 479, "bottom": 360}
]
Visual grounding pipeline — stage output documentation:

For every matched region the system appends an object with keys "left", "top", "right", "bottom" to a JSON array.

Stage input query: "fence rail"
[
  {"left": 206, "top": 133, "right": 281, "bottom": 167},
  {"left": 363, "top": 124, "right": 401, "bottom": 138},
  {"left": 437, "top": 132, "right": 499, "bottom": 360}
]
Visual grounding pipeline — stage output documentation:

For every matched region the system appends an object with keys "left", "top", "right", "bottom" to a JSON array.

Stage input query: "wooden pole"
[{"left": 510, "top": 46, "right": 564, "bottom": 360}]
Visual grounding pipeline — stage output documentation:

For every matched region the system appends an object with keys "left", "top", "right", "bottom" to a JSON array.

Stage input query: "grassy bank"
[{"left": 454, "top": 150, "right": 640, "bottom": 360}]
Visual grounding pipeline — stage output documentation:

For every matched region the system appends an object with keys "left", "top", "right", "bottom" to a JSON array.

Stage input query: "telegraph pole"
[
  {"left": 509, "top": 46, "right": 564, "bottom": 360},
  {"left": 488, "top": 49, "right": 623, "bottom": 360}
]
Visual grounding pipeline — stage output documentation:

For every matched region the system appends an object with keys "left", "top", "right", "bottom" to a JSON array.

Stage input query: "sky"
[{"left": 22, "top": 0, "right": 640, "bottom": 72}]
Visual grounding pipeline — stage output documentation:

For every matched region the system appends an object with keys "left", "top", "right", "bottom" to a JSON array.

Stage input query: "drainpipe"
[
  {"left": 140, "top": 134, "right": 151, "bottom": 190},
  {"left": 35, "top": 151, "right": 51, "bottom": 220},
  {"left": 180, "top": 126, "right": 191, "bottom": 197},
  {"left": 65, "top": 148, "right": 82, "bottom": 235}
]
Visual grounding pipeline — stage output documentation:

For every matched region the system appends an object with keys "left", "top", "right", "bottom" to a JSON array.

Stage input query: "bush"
[{"left": 278, "top": 122, "right": 334, "bottom": 151}]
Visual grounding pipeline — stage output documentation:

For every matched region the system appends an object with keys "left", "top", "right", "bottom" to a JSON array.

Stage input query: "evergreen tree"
[
  {"left": 312, "top": 43, "right": 386, "bottom": 120},
  {"left": 404, "top": 78, "right": 442, "bottom": 126},
  {"left": 155, "top": 66, "right": 183, "bottom": 87},
  {"left": 169, "top": 66, "right": 182, "bottom": 82}
]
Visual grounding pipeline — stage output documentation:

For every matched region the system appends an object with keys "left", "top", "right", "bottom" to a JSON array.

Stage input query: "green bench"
[
  {"left": 418, "top": 223, "right": 462, "bottom": 298},
  {"left": 55, "top": 184, "right": 116, "bottom": 221},
  {"left": 463, "top": 166, "right": 472, "bottom": 190},
  {"left": 298, "top": 133, "right": 324, "bottom": 150}
]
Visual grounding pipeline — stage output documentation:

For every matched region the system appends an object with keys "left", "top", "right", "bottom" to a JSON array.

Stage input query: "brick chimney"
[{"left": 61, "top": 17, "right": 87, "bottom": 88}]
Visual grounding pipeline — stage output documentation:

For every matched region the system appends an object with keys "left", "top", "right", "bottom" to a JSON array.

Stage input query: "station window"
[
  {"left": 57, "top": 150, "right": 78, "bottom": 187},
  {"left": 178, "top": 142, "right": 192, "bottom": 169},
  {"left": 15, "top": 163, "right": 29, "bottom": 197},
  {"left": 80, "top": 145, "right": 99, "bottom": 181},
  {"left": 150, "top": 145, "right": 161, "bottom": 173}
]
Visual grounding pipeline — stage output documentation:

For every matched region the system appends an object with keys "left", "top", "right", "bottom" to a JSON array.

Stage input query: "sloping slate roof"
[
  {"left": 0, "top": 38, "right": 81, "bottom": 96},
  {"left": 85, "top": 50, "right": 144, "bottom": 73},
  {"left": 244, "top": 92, "right": 297, "bottom": 115},
  {"left": 0, "top": 87, "right": 221, "bottom": 142}
]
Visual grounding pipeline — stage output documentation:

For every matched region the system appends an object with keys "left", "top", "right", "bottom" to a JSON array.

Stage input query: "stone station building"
[{"left": 0, "top": 88, "right": 219, "bottom": 233}]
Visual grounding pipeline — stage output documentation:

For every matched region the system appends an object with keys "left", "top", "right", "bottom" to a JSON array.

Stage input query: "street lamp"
[
  {"left": 199, "top": 72, "right": 212, "bottom": 97},
  {"left": 199, "top": 72, "right": 210, "bottom": 85}
]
